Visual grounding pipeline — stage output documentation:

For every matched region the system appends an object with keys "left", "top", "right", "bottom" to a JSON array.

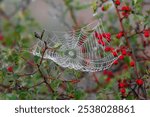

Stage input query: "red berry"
[
  {"left": 94, "top": 31, "right": 99, "bottom": 38},
  {"left": 121, "top": 49, "right": 127, "bottom": 55},
  {"left": 98, "top": 35, "right": 103, "bottom": 40},
  {"left": 130, "top": 61, "right": 135, "bottom": 67},
  {"left": 120, "top": 88, "right": 126, "bottom": 94},
  {"left": 7, "top": 66, "right": 13, "bottom": 72},
  {"left": 103, "top": 33, "right": 111, "bottom": 42},
  {"left": 116, "top": 32, "right": 124, "bottom": 39},
  {"left": 114, "top": 60, "right": 118, "bottom": 65},
  {"left": 119, "top": 55, "right": 124, "bottom": 60},
  {"left": 94, "top": 32, "right": 103, "bottom": 40},
  {"left": 103, "top": 70, "right": 113, "bottom": 77},
  {"left": 95, "top": 31, "right": 98, "bottom": 36},
  {"left": 98, "top": 39, "right": 105, "bottom": 46},
  {"left": 107, "top": 71, "right": 113, "bottom": 77},
  {"left": 118, "top": 82, "right": 125, "bottom": 88},
  {"left": 136, "top": 79, "right": 143, "bottom": 86},
  {"left": 112, "top": 51, "right": 118, "bottom": 57},
  {"left": 144, "top": 30, "right": 149, "bottom": 37},
  {"left": 122, "top": 6, "right": 130, "bottom": 11},
  {"left": 122, "top": 12, "right": 129, "bottom": 17},
  {"left": 104, "top": 46, "right": 111, "bottom": 52},
  {"left": 121, "top": 6, "right": 131, "bottom": 18},
  {"left": 115, "top": 0, "right": 120, "bottom": 6},
  {"left": 103, "top": 70, "right": 108, "bottom": 75}
]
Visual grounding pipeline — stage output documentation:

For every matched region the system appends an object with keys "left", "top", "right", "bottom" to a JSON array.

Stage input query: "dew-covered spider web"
[{"left": 31, "top": 19, "right": 120, "bottom": 72}]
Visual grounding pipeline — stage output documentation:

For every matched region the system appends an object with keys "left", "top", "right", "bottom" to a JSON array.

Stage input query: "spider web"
[{"left": 31, "top": 19, "right": 119, "bottom": 72}]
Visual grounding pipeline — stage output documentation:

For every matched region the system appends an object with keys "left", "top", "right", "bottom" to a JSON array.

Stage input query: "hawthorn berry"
[
  {"left": 119, "top": 55, "right": 124, "bottom": 60},
  {"left": 122, "top": 6, "right": 130, "bottom": 11},
  {"left": 103, "top": 70, "right": 113, "bottom": 77},
  {"left": 113, "top": 60, "right": 118, "bottom": 65},
  {"left": 136, "top": 79, "right": 143, "bottom": 86},
  {"left": 94, "top": 31, "right": 99, "bottom": 38},
  {"left": 94, "top": 31, "right": 102, "bottom": 40},
  {"left": 104, "top": 46, "right": 111, "bottom": 52},
  {"left": 115, "top": 0, "right": 120, "bottom": 6},
  {"left": 121, "top": 6, "right": 131, "bottom": 18},
  {"left": 103, "top": 70, "right": 108, "bottom": 75},
  {"left": 120, "top": 88, "right": 126, "bottom": 94},
  {"left": 7, "top": 66, "right": 13, "bottom": 72},
  {"left": 121, "top": 49, "right": 127, "bottom": 55},
  {"left": 112, "top": 51, "right": 118, "bottom": 57},
  {"left": 116, "top": 32, "right": 124, "bottom": 39},
  {"left": 118, "top": 82, "right": 125, "bottom": 88},
  {"left": 122, "top": 12, "right": 129, "bottom": 17},
  {"left": 130, "top": 61, "right": 135, "bottom": 67},
  {"left": 107, "top": 71, "right": 113, "bottom": 77},
  {"left": 103, "top": 33, "right": 111, "bottom": 42},
  {"left": 144, "top": 30, "right": 149, "bottom": 38},
  {"left": 98, "top": 39, "right": 105, "bottom": 46}
]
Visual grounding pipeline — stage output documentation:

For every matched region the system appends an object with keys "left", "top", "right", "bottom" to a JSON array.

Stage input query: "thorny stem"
[{"left": 113, "top": 0, "right": 139, "bottom": 78}]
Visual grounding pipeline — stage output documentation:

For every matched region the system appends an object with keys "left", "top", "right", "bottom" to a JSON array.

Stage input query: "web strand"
[{"left": 31, "top": 19, "right": 119, "bottom": 72}]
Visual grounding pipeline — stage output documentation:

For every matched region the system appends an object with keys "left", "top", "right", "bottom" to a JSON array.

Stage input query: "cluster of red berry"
[
  {"left": 94, "top": 31, "right": 111, "bottom": 46},
  {"left": 121, "top": 6, "right": 131, "bottom": 18},
  {"left": 118, "top": 78, "right": 144, "bottom": 96},
  {"left": 114, "top": 0, "right": 150, "bottom": 38},
  {"left": 118, "top": 79, "right": 128, "bottom": 95},
  {"left": 94, "top": 29, "right": 136, "bottom": 67},
  {"left": 103, "top": 70, "right": 114, "bottom": 83},
  {"left": 114, "top": 0, "right": 131, "bottom": 18}
]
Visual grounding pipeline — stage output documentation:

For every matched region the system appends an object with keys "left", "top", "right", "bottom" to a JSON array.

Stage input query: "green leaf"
[
  {"left": 133, "top": 0, "right": 137, "bottom": 4},
  {"left": 91, "top": 1, "right": 98, "bottom": 14}
]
